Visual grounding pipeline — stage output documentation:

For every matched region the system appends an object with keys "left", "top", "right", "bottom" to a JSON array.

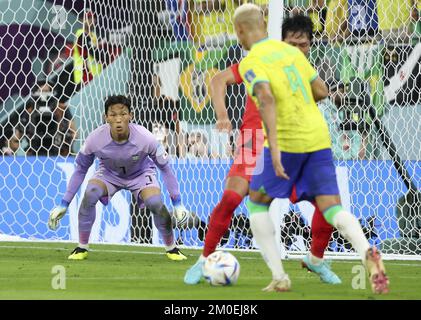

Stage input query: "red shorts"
[
  {"left": 227, "top": 127, "right": 264, "bottom": 182},
  {"left": 227, "top": 150, "right": 257, "bottom": 182}
]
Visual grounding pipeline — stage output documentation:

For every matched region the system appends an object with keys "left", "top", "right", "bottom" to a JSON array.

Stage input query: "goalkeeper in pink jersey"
[{"left": 48, "top": 95, "right": 189, "bottom": 261}]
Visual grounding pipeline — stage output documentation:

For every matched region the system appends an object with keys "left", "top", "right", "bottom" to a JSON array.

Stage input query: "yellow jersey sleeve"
[{"left": 239, "top": 57, "right": 270, "bottom": 98}]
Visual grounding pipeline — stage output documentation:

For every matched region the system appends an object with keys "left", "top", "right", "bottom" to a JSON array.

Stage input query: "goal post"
[
  {"left": 268, "top": 0, "right": 283, "bottom": 40},
  {"left": 0, "top": 0, "right": 420, "bottom": 260}
]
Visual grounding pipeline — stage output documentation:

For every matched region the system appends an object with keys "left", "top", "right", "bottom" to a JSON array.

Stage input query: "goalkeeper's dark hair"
[
  {"left": 282, "top": 14, "right": 314, "bottom": 43},
  {"left": 104, "top": 95, "right": 132, "bottom": 114}
]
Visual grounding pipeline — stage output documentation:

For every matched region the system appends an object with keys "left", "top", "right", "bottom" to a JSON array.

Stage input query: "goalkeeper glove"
[
  {"left": 171, "top": 196, "right": 189, "bottom": 228},
  {"left": 48, "top": 200, "right": 69, "bottom": 231}
]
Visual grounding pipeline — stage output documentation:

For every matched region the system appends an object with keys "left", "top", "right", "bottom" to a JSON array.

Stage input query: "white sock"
[
  {"left": 268, "top": 198, "right": 289, "bottom": 259},
  {"left": 250, "top": 211, "right": 286, "bottom": 280},
  {"left": 331, "top": 210, "right": 370, "bottom": 261},
  {"left": 78, "top": 243, "right": 89, "bottom": 250},
  {"left": 165, "top": 244, "right": 176, "bottom": 251}
]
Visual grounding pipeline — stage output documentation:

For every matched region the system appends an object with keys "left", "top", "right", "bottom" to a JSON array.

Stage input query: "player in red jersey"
[{"left": 184, "top": 15, "right": 340, "bottom": 285}]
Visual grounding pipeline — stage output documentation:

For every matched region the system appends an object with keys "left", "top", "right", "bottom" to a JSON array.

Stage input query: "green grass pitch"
[{"left": 1, "top": 241, "right": 420, "bottom": 300}]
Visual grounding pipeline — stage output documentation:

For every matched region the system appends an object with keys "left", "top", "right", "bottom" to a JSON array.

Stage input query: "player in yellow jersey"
[{"left": 233, "top": 3, "right": 389, "bottom": 294}]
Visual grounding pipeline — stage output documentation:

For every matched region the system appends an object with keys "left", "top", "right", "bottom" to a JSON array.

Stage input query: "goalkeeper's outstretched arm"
[
  {"left": 48, "top": 151, "right": 94, "bottom": 230},
  {"left": 62, "top": 152, "right": 95, "bottom": 206},
  {"left": 148, "top": 138, "right": 189, "bottom": 226},
  {"left": 150, "top": 142, "right": 180, "bottom": 203}
]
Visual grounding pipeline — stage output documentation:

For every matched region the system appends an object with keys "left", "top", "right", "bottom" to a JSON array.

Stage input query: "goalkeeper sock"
[
  {"left": 145, "top": 195, "right": 175, "bottom": 249},
  {"left": 248, "top": 200, "right": 286, "bottom": 280},
  {"left": 310, "top": 203, "right": 333, "bottom": 259},
  {"left": 203, "top": 190, "right": 243, "bottom": 257},
  {"left": 324, "top": 205, "right": 370, "bottom": 261},
  {"left": 78, "top": 183, "right": 104, "bottom": 245}
]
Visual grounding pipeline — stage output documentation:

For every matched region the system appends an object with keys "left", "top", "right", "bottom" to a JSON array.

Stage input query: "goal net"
[{"left": 0, "top": 0, "right": 420, "bottom": 259}]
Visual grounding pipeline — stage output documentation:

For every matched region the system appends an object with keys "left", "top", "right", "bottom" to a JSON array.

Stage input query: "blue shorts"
[{"left": 250, "top": 148, "right": 339, "bottom": 201}]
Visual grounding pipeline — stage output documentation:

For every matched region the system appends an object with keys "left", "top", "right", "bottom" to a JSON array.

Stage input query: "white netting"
[{"left": 0, "top": 0, "right": 420, "bottom": 258}]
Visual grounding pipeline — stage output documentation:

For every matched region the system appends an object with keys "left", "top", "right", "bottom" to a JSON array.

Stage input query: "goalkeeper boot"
[
  {"left": 302, "top": 254, "right": 342, "bottom": 284},
  {"left": 184, "top": 256, "right": 205, "bottom": 285},
  {"left": 68, "top": 247, "right": 88, "bottom": 260},
  {"left": 262, "top": 274, "right": 291, "bottom": 292},
  {"left": 365, "top": 247, "right": 389, "bottom": 294},
  {"left": 166, "top": 247, "right": 187, "bottom": 261}
]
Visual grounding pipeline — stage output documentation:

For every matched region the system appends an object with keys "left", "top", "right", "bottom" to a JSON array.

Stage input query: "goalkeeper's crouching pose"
[{"left": 48, "top": 95, "right": 189, "bottom": 261}]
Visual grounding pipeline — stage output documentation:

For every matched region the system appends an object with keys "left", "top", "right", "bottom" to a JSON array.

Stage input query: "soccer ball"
[{"left": 202, "top": 251, "right": 240, "bottom": 286}]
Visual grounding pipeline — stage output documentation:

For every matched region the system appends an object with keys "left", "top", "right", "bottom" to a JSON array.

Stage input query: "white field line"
[{"left": 1, "top": 244, "right": 421, "bottom": 267}]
